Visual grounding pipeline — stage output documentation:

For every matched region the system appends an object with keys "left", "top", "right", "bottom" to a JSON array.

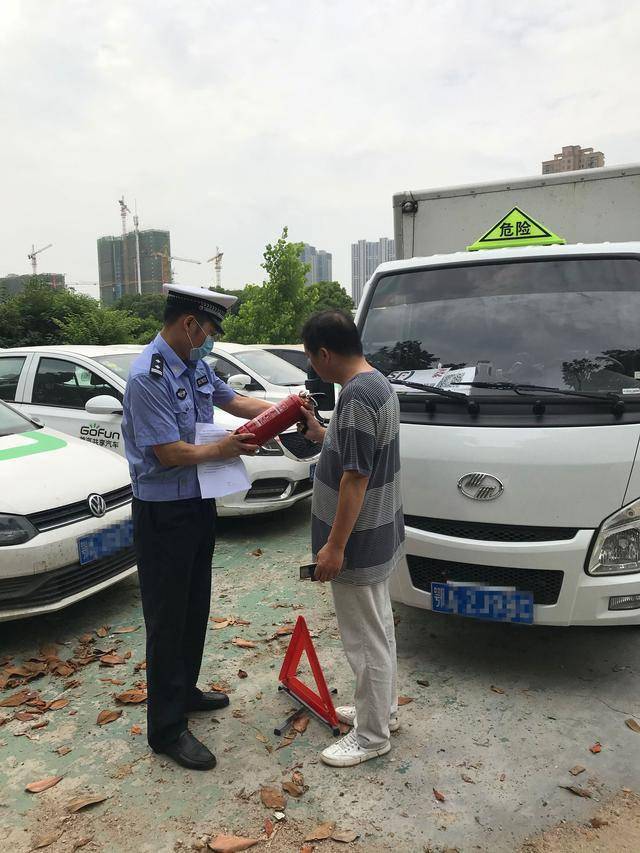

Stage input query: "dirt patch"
[{"left": 520, "top": 789, "right": 640, "bottom": 853}]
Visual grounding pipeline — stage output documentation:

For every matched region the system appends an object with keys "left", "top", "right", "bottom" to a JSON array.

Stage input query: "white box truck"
[{"left": 356, "top": 164, "right": 640, "bottom": 626}]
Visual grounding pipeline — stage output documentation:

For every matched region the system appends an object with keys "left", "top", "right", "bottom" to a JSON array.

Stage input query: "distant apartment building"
[
  {"left": 97, "top": 229, "right": 170, "bottom": 304},
  {"left": 299, "top": 243, "right": 333, "bottom": 286},
  {"left": 542, "top": 145, "right": 605, "bottom": 174},
  {"left": 351, "top": 237, "right": 395, "bottom": 306},
  {"left": 0, "top": 272, "right": 66, "bottom": 301}
]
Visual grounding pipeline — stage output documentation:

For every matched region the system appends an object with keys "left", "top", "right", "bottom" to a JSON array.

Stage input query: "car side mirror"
[
  {"left": 228, "top": 373, "right": 253, "bottom": 391},
  {"left": 85, "top": 394, "right": 123, "bottom": 415}
]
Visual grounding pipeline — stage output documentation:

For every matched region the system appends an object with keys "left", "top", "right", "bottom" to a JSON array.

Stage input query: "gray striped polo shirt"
[{"left": 311, "top": 369, "right": 405, "bottom": 585}]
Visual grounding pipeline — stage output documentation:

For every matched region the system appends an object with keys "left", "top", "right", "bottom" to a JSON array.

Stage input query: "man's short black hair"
[
  {"left": 163, "top": 302, "right": 215, "bottom": 328},
  {"left": 301, "top": 310, "right": 363, "bottom": 357}
]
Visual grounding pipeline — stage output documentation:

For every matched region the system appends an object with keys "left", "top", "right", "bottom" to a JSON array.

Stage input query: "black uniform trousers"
[{"left": 132, "top": 496, "right": 216, "bottom": 751}]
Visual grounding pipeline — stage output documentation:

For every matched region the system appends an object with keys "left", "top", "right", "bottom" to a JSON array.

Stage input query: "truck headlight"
[
  {"left": 0, "top": 514, "right": 38, "bottom": 546},
  {"left": 587, "top": 498, "right": 640, "bottom": 575}
]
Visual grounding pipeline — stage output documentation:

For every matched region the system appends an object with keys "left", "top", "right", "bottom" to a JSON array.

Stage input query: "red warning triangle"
[{"left": 279, "top": 615, "right": 338, "bottom": 728}]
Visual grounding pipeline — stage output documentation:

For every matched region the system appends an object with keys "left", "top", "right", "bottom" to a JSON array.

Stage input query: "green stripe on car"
[{"left": 0, "top": 430, "right": 67, "bottom": 461}]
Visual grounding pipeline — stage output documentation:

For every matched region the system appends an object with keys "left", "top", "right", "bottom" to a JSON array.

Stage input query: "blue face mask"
[{"left": 187, "top": 320, "right": 214, "bottom": 362}]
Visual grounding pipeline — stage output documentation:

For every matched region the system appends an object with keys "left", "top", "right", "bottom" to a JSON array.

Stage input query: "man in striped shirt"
[{"left": 300, "top": 310, "right": 405, "bottom": 767}]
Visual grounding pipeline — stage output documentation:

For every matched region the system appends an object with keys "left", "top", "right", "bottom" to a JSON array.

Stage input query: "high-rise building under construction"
[{"left": 97, "top": 229, "right": 171, "bottom": 304}]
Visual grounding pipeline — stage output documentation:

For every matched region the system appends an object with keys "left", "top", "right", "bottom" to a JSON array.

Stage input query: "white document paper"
[{"left": 195, "top": 422, "right": 251, "bottom": 499}]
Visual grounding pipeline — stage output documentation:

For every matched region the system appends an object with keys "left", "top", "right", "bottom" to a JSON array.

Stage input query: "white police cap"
[{"left": 163, "top": 283, "right": 237, "bottom": 332}]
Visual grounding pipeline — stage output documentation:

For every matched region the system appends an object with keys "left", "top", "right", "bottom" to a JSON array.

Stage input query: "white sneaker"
[
  {"left": 335, "top": 705, "right": 400, "bottom": 733},
  {"left": 320, "top": 729, "right": 391, "bottom": 767}
]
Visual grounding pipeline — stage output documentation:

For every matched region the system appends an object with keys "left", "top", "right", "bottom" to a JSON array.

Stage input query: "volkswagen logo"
[
  {"left": 88, "top": 493, "right": 107, "bottom": 518},
  {"left": 458, "top": 472, "right": 504, "bottom": 501}
]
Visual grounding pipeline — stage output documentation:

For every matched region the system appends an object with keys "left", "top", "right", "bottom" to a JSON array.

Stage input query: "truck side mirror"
[{"left": 305, "top": 365, "right": 336, "bottom": 411}]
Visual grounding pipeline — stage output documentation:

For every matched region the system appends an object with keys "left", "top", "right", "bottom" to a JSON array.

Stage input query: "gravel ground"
[{"left": 0, "top": 498, "right": 639, "bottom": 853}]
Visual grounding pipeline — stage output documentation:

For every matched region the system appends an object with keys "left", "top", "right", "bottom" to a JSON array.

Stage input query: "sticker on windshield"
[{"left": 388, "top": 367, "right": 476, "bottom": 395}]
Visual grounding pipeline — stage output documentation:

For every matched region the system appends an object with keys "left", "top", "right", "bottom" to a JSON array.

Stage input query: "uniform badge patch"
[
  {"left": 150, "top": 353, "right": 164, "bottom": 377},
  {"left": 196, "top": 375, "right": 209, "bottom": 388},
  {"left": 176, "top": 388, "right": 187, "bottom": 400}
]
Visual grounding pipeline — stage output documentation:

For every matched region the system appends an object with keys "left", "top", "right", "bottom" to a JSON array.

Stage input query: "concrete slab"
[{"left": 0, "top": 498, "right": 638, "bottom": 852}]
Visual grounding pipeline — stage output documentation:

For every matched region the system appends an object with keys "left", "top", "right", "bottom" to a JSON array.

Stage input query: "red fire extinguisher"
[{"left": 234, "top": 393, "right": 310, "bottom": 446}]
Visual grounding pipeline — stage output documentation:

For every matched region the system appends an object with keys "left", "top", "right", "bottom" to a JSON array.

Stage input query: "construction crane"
[
  {"left": 28, "top": 243, "right": 53, "bottom": 276},
  {"left": 207, "top": 247, "right": 224, "bottom": 290},
  {"left": 133, "top": 201, "right": 142, "bottom": 296},
  {"left": 118, "top": 196, "right": 131, "bottom": 295},
  {"left": 152, "top": 250, "right": 201, "bottom": 284}
]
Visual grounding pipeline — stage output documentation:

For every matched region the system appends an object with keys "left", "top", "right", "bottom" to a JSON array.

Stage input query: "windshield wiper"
[
  {"left": 388, "top": 378, "right": 469, "bottom": 402},
  {"left": 454, "top": 381, "right": 626, "bottom": 416},
  {"left": 455, "top": 380, "right": 622, "bottom": 403}
]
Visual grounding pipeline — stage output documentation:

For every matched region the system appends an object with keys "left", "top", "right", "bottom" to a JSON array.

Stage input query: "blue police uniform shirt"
[{"left": 122, "top": 333, "right": 236, "bottom": 501}]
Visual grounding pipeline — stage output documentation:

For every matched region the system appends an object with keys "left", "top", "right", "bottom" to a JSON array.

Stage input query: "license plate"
[
  {"left": 431, "top": 582, "right": 534, "bottom": 624},
  {"left": 78, "top": 519, "right": 133, "bottom": 566},
  {"left": 309, "top": 463, "right": 317, "bottom": 481}
]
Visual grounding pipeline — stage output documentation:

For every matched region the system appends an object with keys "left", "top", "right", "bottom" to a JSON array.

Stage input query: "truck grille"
[
  {"left": 406, "top": 555, "right": 563, "bottom": 605},
  {"left": 27, "top": 485, "right": 133, "bottom": 532},
  {"left": 278, "top": 432, "right": 321, "bottom": 460},
  {"left": 0, "top": 547, "right": 136, "bottom": 611},
  {"left": 404, "top": 515, "right": 579, "bottom": 543}
]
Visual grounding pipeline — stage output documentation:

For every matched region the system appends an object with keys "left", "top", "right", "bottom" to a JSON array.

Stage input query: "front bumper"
[
  {"left": 390, "top": 522, "right": 640, "bottom": 626},
  {"left": 0, "top": 503, "right": 136, "bottom": 622},
  {"left": 216, "top": 448, "right": 316, "bottom": 517}
]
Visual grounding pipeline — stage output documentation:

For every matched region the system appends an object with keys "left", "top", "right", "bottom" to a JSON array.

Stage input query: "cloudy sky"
[{"left": 1, "top": 0, "right": 639, "bottom": 297}]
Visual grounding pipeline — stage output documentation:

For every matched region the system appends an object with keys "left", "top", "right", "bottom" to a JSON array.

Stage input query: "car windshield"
[
  {"left": 268, "top": 348, "right": 309, "bottom": 372},
  {"left": 93, "top": 352, "right": 142, "bottom": 380},
  {"left": 360, "top": 257, "right": 640, "bottom": 396},
  {"left": 0, "top": 400, "right": 35, "bottom": 436},
  {"left": 233, "top": 349, "right": 306, "bottom": 386}
]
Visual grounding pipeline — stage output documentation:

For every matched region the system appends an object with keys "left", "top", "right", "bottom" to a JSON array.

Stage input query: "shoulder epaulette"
[{"left": 149, "top": 353, "right": 164, "bottom": 378}]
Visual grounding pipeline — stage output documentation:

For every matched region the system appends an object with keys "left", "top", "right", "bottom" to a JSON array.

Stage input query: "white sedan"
[
  {"left": 0, "top": 399, "right": 136, "bottom": 621},
  {"left": 0, "top": 345, "right": 320, "bottom": 517}
]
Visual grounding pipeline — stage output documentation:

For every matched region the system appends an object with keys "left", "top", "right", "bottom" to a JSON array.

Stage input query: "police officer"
[{"left": 122, "top": 284, "right": 273, "bottom": 770}]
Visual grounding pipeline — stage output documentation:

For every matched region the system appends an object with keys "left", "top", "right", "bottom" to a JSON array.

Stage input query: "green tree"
[
  {"left": 115, "top": 293, "right": 166, "bottom": 323},
  {"left": 0, "top": 280, "right": 99, "bottom": 348},
  {"left": 214, "top": 286, "right": 251, "bottom": 317},
  {"left": 223, "top": 227, "right": 312, "bottom": 343},
  {"left": 56, "top": 307, "right": 141, "bottom": 345},
  {"left": 113, "top": 292, "right": 166, "bottom": 343},
  {"left": 307, "top": 280, "right": 354, "bottom": 314}
]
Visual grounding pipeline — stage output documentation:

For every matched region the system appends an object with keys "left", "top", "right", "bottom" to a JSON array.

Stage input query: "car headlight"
[
  {"left": 0, "top": 514, "right": 38, "bottom": 546},
  {"left": 587, "top": 498, "right": 640, "bottom": 575}
]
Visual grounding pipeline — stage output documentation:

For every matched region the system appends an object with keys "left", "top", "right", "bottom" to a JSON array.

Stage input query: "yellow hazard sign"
[{"left": 467, "top": 207, "right": 566, "bottom": 251}]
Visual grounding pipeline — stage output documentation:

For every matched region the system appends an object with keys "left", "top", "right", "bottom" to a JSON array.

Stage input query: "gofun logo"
[{"left": 81, "top": 423, "right": 121, "bottom": 441}]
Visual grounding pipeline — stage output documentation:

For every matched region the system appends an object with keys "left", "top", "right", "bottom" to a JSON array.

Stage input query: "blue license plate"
[
  {"left": 309, "top": 463, "right": 317, "bottom": 481},
  {"left": 78, "top": 519, "right": 133, "bottom": 566},
  {"left": 431, "top": 582, "right": 534, "bottom": 624}
]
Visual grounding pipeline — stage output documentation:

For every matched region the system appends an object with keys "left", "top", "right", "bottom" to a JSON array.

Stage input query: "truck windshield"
[{"left": 360, "top": 257, "right": 640, "bottom": 396}]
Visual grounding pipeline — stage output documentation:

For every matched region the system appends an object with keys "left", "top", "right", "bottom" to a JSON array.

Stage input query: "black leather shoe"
[
  {"left": 188, "top": 691, "right": 230, "bottom": 712},
  {"left": 161, "top": 730, "right": 216, "bottom": 770}
]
